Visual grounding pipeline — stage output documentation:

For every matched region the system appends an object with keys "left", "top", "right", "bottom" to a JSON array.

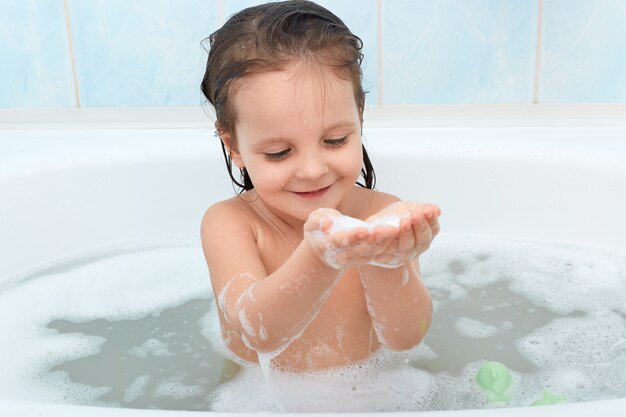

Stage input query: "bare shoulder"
[
  {"left": 200, "top": 197, "right": 258, "bottom": 262},
  {"left": 349, "top": 187, "right": 401, "bottom": 219},
  {"left": 200, "top": 196, "right": 269, "bottom": 290},
  {"left": 201, "top": 197, "right": 253, "bottom": 236}
]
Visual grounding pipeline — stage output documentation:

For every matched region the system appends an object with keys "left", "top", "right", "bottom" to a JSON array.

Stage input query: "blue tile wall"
[
  {"left": 68, "top": 0, "right": 219, "bottom": 106},
  {"left": 540, "top": 0, "right": 626, "bottom": 103},
  {"left": 1, "top": 0, "right": 625, "bottom": 108},
  {"left": 382, "top": 0, "right": 538, "bottom": 104},
  {"left": 0, "top": 0, "right": 75, "bottom": 107}
]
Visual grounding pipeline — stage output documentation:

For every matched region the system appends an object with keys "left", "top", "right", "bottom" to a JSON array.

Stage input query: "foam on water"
[
  {"left": 209, "top": 348, "right": 436, "bottom": 412},
  {"left": 0, "top": 234, "right": 625, "bottom": 411},
  {"left": 0, "top": 237, "right": 213, "bottom": 406}
]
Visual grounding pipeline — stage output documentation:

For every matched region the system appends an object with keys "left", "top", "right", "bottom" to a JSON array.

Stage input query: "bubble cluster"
[
  {"left": 311, "top": 214, "right": 403, "bottom": 269},
  {"left": 208, "top": 349, "right": 436, "bottom": 412},
  {"left": 0, "top": 235, "right": 625, "bottom": 412},
  {"left": 128, "top": 338, "right": 175, "bottom": 358},
  {"left": 0, "top": 237, "right": 210, "bottom": 405},
  {"left": 328, "top": 214, "right": 401, "bottom": 233}
]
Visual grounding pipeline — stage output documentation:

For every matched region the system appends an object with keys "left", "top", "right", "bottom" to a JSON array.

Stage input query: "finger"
[
  {"left": 371, "top": 226, "right": 397, "bottom": 251},
  {"left": 423, "top": 204, "right": 438, "bottom": 221},
  {"left": 373, "top": 224, "right": 398, "bottom": 240},
  {"left": 373, "top": 249, "right": 402, "bottom": 266},
  {"left": 374, "top": 229, "right": 404, "bottom": 264},
  {"left": 363, "top": 226, "right": 382, "bottom": 246},
  {"left": 348, "top": 227, "right": 370, "bottom": 245},
  {"left": 410, "top": 210, "right": 431, "bottom": 245},
  {"left": 410, "top": 207, "right": 427, "bottom": 230},
  {"left": 414, "top": 220, "right": 433, "bottom": 255},
  {"left": 320, "top": 217, "right": 333, "bottom": 233},
  {"left": 430, "top": 217, "right": 440, "bottom": 238},
  {"left": 337, "top": 239, "right": 378, "bottom": 267},
  {"left": 330, "top": 227, "right": 369, "bottom": 248},
  {"left": 373, "top": 236, "right": 396, "bottom": 260},
  {"left": 397, "top": 216, "right": 416, "bottom": 255},
  {"left": 421, "top": 205, "right": 440, "bottom": 240}
]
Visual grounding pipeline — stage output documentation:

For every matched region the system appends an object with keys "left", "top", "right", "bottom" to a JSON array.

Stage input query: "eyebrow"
[
  {"left": 324, "top": 120, "right": 357, "bottom": 130},
  {"left": 251, "top": 138, "right": 287, "bottom": 151}
]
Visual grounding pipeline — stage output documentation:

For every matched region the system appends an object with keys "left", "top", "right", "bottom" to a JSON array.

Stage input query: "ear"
[{"left": 219, "top": 131, "right": 245, "bottom": 169}]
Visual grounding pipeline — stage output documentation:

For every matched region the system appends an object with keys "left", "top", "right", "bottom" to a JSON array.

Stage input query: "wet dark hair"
[{"left": 201, "top": 0, "right": 375, "bottom": 193}]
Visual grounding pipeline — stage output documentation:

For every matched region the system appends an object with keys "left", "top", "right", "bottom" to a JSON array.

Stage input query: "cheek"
[
  {"left": 245, "top": 161, "right": 287, "bottom": 191},
  {"left": 340, "top": 143, "right": 364, "bottom": 179}
]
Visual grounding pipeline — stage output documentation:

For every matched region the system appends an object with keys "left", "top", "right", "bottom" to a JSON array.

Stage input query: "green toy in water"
[
  {"left": 531, "top": 389, "right": 567, "bottom": 406},
  {"left": 476, "top": 361, "right": 512, "bottom": 403}
]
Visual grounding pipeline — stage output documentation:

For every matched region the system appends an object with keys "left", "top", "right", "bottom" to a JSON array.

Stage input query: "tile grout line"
[
  {"left": 533, "top": 0, "right": 544, "bottom": 104},
  {"left": 63, "top": 0, "right": 81, "bottom": 107},
  {"left": 376, "top": 0, "right": 383, "bottom": 106},
  {"left": 217, "top": 0, "right": 224, "bottom": 26}
]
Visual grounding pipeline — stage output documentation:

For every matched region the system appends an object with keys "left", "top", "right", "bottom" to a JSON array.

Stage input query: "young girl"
[{"left": 200, "top": 0, "right": 440, "bottom": 373}]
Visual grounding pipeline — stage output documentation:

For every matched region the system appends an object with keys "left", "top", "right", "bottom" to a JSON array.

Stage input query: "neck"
[{"left": 246, "top": 191, "right": 306, "bottom": 235}]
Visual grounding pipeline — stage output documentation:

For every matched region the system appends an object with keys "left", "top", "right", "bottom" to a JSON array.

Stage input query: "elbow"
[
  {"left": 227, "top": 308, "right": 291, "bottom": 353},
  {"left": 383, "top": 328, "right": 429, "bottom": 352},
  {"left": 382, "top": 312, "right": 433, "bottom": 352},
  {"left": 238, "top": 328, "right": 291, "bottom": 353},
  {"left": 379, "top": 295, "right": 434, "bottom": 352},
  {"left": 229, "top": 309, "right": 270, "bottom": 351}
]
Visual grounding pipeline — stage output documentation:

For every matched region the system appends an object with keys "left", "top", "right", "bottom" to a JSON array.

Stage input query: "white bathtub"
[{"left": 1, "top": 106, "right": 626, "bottom": 416}]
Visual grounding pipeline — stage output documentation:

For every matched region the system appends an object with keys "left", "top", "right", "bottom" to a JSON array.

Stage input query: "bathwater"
[{"left": 0, "top": 235, "right": 624, "bottom": 412}]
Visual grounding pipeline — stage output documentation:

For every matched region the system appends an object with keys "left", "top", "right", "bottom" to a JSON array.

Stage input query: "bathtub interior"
[
  {"left": 1, "top": 122, "right": 626, "bottom": 416},
  {"left": 2, "top": 125, "right": 626, "bottom": 281}
]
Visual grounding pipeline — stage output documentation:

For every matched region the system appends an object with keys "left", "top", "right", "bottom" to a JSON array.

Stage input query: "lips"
[{"left": 293, "top": 185, "right": 331, "bottom": 199}]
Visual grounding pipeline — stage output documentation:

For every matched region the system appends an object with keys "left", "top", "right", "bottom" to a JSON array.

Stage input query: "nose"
[{"left": 295, "top": 150, "right": 329, "bottom": 180}]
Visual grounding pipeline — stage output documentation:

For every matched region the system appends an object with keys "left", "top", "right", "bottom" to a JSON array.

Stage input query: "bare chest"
[{"left": 255, "top": 226, "right": 376, "bottom": 369}]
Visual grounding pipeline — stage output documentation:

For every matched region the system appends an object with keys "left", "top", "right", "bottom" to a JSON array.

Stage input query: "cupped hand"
[
  {"left": 303, "top": 203, "right": 441, "bottom": 269},
  {"left": 304, "top": 208, "right": 396, "bottom": 269},
  {"left": 365, "top": 201, "right": 441, "bottom": 267}
]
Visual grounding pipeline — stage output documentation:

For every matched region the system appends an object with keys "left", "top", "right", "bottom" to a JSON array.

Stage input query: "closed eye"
[
  {"left": 265, "top": 148, "right": 291, "bottom": 161},
  {"left": 324, "top": 136, "right": 348, "bottom": 147}
]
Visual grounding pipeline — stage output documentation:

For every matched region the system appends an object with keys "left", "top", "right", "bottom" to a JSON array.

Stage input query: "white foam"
[
  {"left": 423, "top": 236, "right": 626, "bottom": 315},
  {"left": 455, "top": 317, "right": 499, "bottom": 338},
  {"left": 311, "top": 214, "right": 403, "bottom": 269},
  {"left": 0, "top": 240, "right": 209, "bottom": 404},
  {"left": 154, "top": 380, "right": 204, "bottom": 399},
  {"left": 209, "top": 348, "right": 436, "bottom": 412},
  {"left": 419, "top": 235, "right": 626, "bottom": 407},
  {"left": 198, "top": 301, "right": 252, "bottom": 367},
  {"left": 128, "top": 338, "right": 175, "bottom": 358},
  {"left": 328, "top": 214, "right": 401, "bottom": 233},
  {"left": 1, "top": 235, "right": 626, "bottom": 411},
  {"left": 238, "top": 309, "right": 256, "bottom": 337}
]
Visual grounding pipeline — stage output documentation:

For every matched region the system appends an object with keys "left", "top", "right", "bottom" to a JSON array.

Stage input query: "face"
[{"left": 223, "top": 61, "right": 363, "bottom": 225}]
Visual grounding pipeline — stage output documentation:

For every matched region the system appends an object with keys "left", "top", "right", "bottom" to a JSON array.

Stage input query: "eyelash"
[
  {"left": 264, "top": 136, "right": 348, "bottom": 161},
  {"left": 325, "top": 136, "right": 348, "bottom": 147},
  {"left": 265, "top": 149, "right": 290, "bottom": 161}
]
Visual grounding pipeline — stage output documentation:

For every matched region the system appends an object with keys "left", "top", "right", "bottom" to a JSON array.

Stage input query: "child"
[{"left": 200, "top": 0, "right": 440, "bottom": 372}]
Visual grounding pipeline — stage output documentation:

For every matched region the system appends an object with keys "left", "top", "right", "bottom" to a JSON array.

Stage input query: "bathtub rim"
[
  {"left": 1, "top": 103, "right": 626, "bottom": 131},
  {"left": 2, "top": 395, "right": 626, "bottom": 417}
]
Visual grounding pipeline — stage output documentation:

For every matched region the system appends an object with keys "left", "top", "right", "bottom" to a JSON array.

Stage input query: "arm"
[
  {"left": 358, "top": 201, "right": 440, "bottom": 351},
  {"left": 201, "top": 203, "right": 344, "bottom": 353},
  {"left": 359, "top": 261, "right": 433, "bottom": 351},
  {"left": 302, "top": 200, "right": 440, "bottom": 351}
]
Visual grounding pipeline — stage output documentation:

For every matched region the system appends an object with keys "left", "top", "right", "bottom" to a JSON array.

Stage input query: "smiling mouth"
[{"left": 294, "top": 185, "right": 331, "bottom": 198}]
